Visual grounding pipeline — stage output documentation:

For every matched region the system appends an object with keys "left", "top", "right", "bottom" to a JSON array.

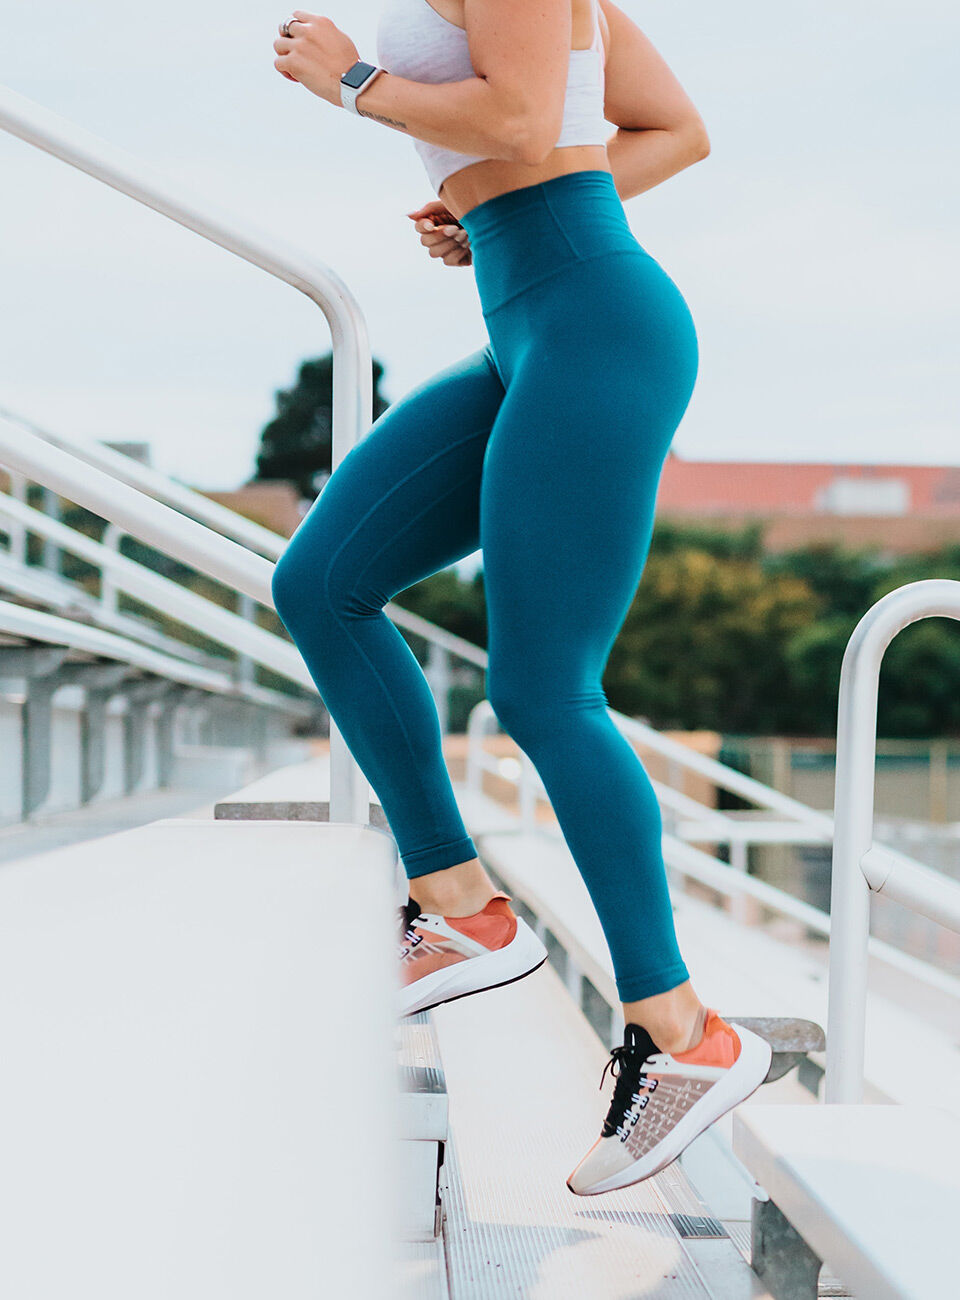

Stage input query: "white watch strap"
[{"left": 341, "top": 64, "right": 384, "bottom": 116}]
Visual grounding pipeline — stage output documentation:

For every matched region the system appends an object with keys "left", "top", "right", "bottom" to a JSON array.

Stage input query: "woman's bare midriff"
[
  {"left": 423, "top": 0, "right": 611, "bottom": 223},
  {"left": 438, "top": 144, "right": 613, "bottom": 223}
]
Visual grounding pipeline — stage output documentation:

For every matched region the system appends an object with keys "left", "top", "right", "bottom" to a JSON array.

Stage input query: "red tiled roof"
[
  {"left": 202, "top": 482, "right": 305, "bottom": 538},
  {"left": 656, "top": 453, "right": 960, "bottom": 516},
  {"left": 659, "top": 511, "right": 959, "bottom": 556}
]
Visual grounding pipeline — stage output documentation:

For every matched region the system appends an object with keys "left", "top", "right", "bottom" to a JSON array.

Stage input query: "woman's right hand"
[{"left": 407, "top": 200, "right": 473, "bottom": 268}]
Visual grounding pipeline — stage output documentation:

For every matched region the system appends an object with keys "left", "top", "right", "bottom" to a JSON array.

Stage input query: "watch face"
[{"left": 342, "top": 61, "right": 377, "bottom": 89}]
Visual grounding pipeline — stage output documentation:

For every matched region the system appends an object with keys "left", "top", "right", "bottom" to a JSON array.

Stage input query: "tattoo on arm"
[{"left": 358, "top": 108, "right": 409, "bottom": 131}]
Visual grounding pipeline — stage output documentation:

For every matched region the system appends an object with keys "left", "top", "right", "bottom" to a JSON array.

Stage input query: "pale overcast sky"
[{"left": 0, "top": 1, "right": 957, "bottom": 489}]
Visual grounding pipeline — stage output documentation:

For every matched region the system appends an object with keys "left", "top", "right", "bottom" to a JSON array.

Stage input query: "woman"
[{"left": 271, "top": 0, "right": 771, "bottom": 1196}]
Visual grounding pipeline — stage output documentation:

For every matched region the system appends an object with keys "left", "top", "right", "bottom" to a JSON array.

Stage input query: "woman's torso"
[{"left": 376, "top": 0, "right": 612, "bottom": 222}]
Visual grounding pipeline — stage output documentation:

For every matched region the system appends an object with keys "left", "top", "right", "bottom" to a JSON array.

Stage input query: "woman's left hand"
[
  {"left": 274, "top": 12, "right": 360, "bottom": 104},
  {"left": 407, "top": 201, "right": 473, "bottom": 268}
]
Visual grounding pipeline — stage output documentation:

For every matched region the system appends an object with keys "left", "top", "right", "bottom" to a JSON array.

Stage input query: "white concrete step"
[
  {"left": 473, "top": 816, "right": 960, "bottom": 1117},
  {"left": 400, "top": 1012, "right": 449, "bottom": 1142},
  {"left": 398, "top": 1240, "right": 450, "bottom": 1300},
  {"left": 734, "top": 1104, "right": 960, "bottom": 1300},
  {"left": 0, "top": 818, "right": 400, "bottom": 1299},
  {"left": 401, "top": 1139, "right": 445, "bottom": 1243},
  {"left": 433, "top": 959, "right": 773, "bottom": 1298},
  {"left": 213, "top": 753, "right": 391, "bottom": 832},
  {"left": 398, "top": 1012, "right": 449, "bottom": 1243},
  {"left": 475, "top": 821, "right": 823, "bottom": 1061}
]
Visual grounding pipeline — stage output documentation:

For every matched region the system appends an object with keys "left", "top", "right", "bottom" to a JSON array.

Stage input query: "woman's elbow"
[
  {"left": 684, "top": 116, "right": 711, "bottom": 163},
  {"left": 503, "top": 113, "right": 563, "bottom": 166}
]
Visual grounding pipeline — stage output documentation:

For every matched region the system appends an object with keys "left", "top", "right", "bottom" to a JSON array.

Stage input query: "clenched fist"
[{"left": 274, "top": 11, "right": 359, "bottom": 104}]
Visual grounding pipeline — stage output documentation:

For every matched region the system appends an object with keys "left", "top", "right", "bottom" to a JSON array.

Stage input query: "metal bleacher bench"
[
  {"left": 213, "top": 753, "right": 390, "bottom": 830},
  {"left": 217, "top": 757, "right": 829, "bottom": 1264},
  {"left": 398, "top": 1012, "right": 449, "bottom": 1244},
  {"left": 217, "top": 757, "right": 451, "bottom": 1253},
  {"left": 733, "top": 1103, "right": 960, "bottom": 1300},
  {"left": 468, "top": 817, "right": 826, "bottom": 1074},
  {"left": 0, "top": 817, "right": 401, "bottom": 1298}
]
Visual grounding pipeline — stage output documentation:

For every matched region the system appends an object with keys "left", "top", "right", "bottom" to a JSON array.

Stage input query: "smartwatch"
[{"left": 340, "top": 60, "right": 385, "bottom": 115}]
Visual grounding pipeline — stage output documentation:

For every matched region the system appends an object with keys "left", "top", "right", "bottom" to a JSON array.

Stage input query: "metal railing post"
[
  {"left": 424, "top": 642, "right": 452, "bottom": 736},
  {"left": 0, "top": 83, "right": 371, "bottom": 826},
  {"left": 0, "top": 645, "right": 69, "bottom": 818},
  {"left": 825, "top": 579, "right": 960, "bottom": 1102},
  {"left": 7, "top": 471, "right": 28, "bottom": 562},
  {"left": 465, "top": 700, "right": 495, "bottom": 793},
  {"left": 519, "top": 753, "right": 538, "bottom": 832},
  {"left": 824, "top": 633, "right": 877, "bottom": 1103},
  {"left": 40, "top": 488, "right": 61, "bottom": 573},
  {"left": 101, "top": 523, "right": 122, "bottom": 617},
  {"left": 235, "top": 592, "right": 257, "bottom": 686},
  {"left": 729, "top": 837, "right": 754, "bottom": 925}
]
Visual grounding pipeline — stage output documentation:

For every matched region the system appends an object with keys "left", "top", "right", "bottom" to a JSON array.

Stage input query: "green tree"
[
  {"left": 774, "top": 541, "right": 960, "bottom": 736},
  {"left": 877, "top": 618, "right": 960, "bottom": 737},
  {"left": 764, "top": 541, "right": 882, "bottom": 618},
  {"left": 650, "top": 519, "right": 765, "bottom": 562},
  {"left": 781, "top": 614, "right": 856, "bottom": 734},
  {"left": 603, "top": 548, "right": 821, "bottom": 733},
  {"left": 392, "top": 567, "right": 487, "bottom": 650},
  {"left": 254, "top": 352, "right": 391, "bottom": 498}
]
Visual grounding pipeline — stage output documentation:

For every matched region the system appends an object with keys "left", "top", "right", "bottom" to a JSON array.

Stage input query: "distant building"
[
  {"left": 202, "top": 482, "right": 306, "bottom": 538},
  {"left": 104, "top": 441, "right": 152, "bottom": 466},
  {"left": 656, "top": 453, "right": 960, "bottom": 554}
]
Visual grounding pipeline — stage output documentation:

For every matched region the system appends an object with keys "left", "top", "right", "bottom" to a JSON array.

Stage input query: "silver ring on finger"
[{"left": 280, "top": 18, "right": 295, "bottom": 37}]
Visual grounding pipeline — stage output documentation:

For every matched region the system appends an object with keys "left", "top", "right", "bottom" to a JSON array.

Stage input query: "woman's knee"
[
  {"left": 488, "top": 657, "right": 608, "bottom": 750},
  {"left": 487, "top": 667, "right": 552, "bottom": 747},
  {"left": 271, "top": 519, "right": 342, "bottom": 628},
  {"left": 272, "top": 523, "right": 383, "bottom": 637},
  {"left": 271, "top": 537, "right": 313, "bottom": 631}
]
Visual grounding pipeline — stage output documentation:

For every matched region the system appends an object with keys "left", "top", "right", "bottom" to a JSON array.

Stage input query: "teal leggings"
[{"left": 272, "top": 170, "right": 698, "bottom": 1002}]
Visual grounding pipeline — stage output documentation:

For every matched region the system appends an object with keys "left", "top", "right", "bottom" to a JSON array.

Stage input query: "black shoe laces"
[
  {"left": 398, "top": 897, "right": 423, "bottom": 961},
  {"left": 600, "top": 1023, "right": 661, "bottom": 1140}
]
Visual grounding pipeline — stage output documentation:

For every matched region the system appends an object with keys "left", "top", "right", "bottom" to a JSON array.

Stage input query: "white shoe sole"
[
  {"left": 568, "top": 1022, "right": 773, "bottom": 1195},
  {"left": 399, "top": 917, "right": 548, "bottom": 1018}
]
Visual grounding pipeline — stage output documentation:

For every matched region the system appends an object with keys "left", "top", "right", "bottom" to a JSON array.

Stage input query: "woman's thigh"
[
  {"left": 274, "top": 344, "right": 505, "bottom": 613},
  {"left": 480, "top": 252, "right": 699, "bottom": 693}
]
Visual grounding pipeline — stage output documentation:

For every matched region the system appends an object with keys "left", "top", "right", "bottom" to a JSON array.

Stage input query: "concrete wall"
[{"left": 0, "top": 687, "right": 164, "bottom": 826}]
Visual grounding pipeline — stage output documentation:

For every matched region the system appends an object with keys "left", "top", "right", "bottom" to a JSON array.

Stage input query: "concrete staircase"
[{"left": 0, "top": 816, "right": 400, "bottom": 1299}]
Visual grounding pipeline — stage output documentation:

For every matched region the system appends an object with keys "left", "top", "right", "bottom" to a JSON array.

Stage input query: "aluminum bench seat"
[
  {"left": 733, "top": 1103, "right": 960, "bottom": 1300},
  {"left": 214, "top": 752, "right": 388, "bottom": 831},
  {"left": 473, "top": 819, "right": 824, "bottom": 1073},
  {"left": 0, "top": 818, "right": 399, "bottom": 1298}
]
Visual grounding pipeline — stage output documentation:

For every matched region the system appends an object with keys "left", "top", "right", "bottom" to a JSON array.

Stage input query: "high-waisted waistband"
[{"left": 458, "top": 169, "right": 648, "bottom": 315}]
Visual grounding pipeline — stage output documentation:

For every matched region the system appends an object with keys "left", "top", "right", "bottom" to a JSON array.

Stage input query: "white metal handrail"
[
  {"left": 0, "top": 407, "right": 289, "bottom": 560},
  {"left": 0, "top": 487, "right": 314, "bottom": 688},
  {"left": 467, "top": 691, "right": 842, "bottom": 844},
  {"left": 7, "top": 91, "right": 958, "bottom": 1064},
  {"left": 0, "top": 542, "right": 252, "bottom": 675},
  {"left": 0, "top": 592, "right": 320, "bottom": 740},
  {"left": 0, "top": 598, "right": 248, "bottom": 696},
  {"left": 616, "top": 710, "right": 836, "bottom": 834},
  {"left": 466, "top": 698, "right": 960, "bottom": 1002},
  {"left": 468, "top": 680, "right": 959, "bottom": 898},
  {"left": 1, "top": 405, "right": 490, "bottom": 670},
  {"left": 0, "top": 84, "right": 370, "bottom": 824},
  {"left": 483, "top": 816, "right": 960, "bottom": 1040},
  {"left": 826, "top": 579, "right": 960, "bottom": 1102}
]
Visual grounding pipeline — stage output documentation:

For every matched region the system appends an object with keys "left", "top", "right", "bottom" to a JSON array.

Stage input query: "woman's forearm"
[
  {"left": 606, "top": 122, "right": 710, "bottom": 202},
  {"left": 354, "top": 72, "right": 552, "bottom": 166}
]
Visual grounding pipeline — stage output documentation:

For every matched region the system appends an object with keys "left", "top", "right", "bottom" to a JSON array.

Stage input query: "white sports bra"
[{"left": 375, "top": 0, "right": 607, "bottom": 195}]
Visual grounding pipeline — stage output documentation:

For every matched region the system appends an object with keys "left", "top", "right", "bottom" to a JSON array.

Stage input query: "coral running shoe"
[
  {"left": 398, "top": 891, "right": 547, "bottom": 1018},
  {"left": 567, "top": 1010, "right": 772, "bottom": 1195}
]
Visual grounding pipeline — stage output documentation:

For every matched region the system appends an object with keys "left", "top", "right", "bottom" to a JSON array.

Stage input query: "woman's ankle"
[
  {"left": 409, "top": 856, "right": 498, "bottom": 917},
  {"left": 621, "top": 982, "right": 706, "bottom": 1055}
]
